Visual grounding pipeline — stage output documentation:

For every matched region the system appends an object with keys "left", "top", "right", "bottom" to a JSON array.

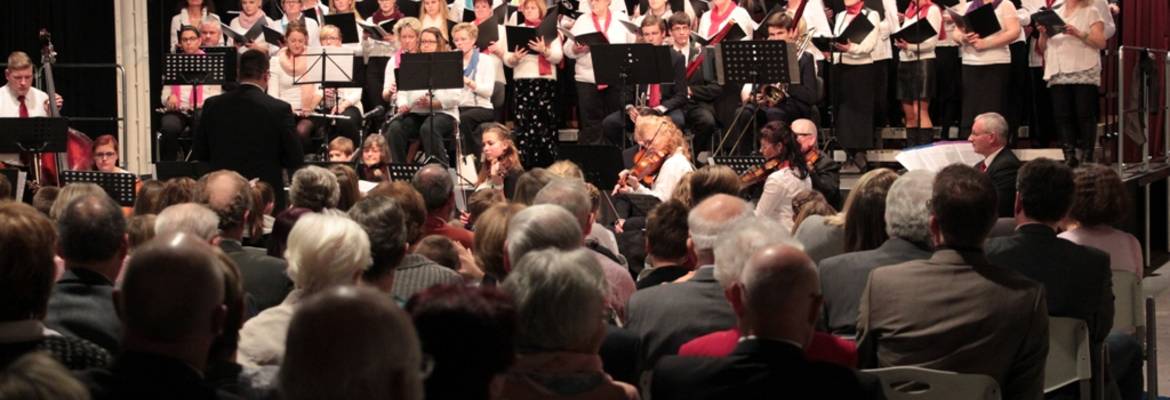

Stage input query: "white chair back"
[
  {"left": 1111, "top": 271, "right": 1144, "bottom": 334},
  {"left": 1044, "top": 317, "right": 1092, "bottom": 396},
  {"left": 863, "top": 366, "right": 1001, "bottom": 400}
]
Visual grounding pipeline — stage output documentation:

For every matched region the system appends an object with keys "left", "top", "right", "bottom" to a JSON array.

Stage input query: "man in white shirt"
[{"left": 0, "top": 51, "right": 62, "bottom": 169}]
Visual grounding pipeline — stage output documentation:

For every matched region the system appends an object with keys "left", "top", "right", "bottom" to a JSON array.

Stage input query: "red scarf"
[
  {"left": 845, "top": 1, "right": 864, "bottom": 16},
  {"left": 904, "top": 0, "right": 932, "bottom": 18},
  {"left": 707, "top": 1, "right": 736, "bottom": 37},
  {"left": 525, "top": 19, "right": 553, "bottom": 76}
]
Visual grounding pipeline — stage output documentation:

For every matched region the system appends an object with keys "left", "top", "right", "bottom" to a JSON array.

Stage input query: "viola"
[
  {"left": 630, "top": 148, "right": 667, "bottom": 187},
  {"left": 739, "top": 157, "right": 784, "bottom": 188}
]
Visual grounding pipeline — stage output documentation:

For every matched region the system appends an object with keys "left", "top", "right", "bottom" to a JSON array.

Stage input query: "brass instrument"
[
  {"left": 795, "top": 27, "right": 816, "bottom": 56},
  {"left": 755, "top": 27, "right": 816, "bottom": 107}
]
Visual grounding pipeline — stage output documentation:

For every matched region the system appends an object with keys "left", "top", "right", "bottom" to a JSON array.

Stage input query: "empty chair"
[
  {"left": 1045, "top": 317, "right": 1092, "bottom": 399},
  {"left": 864, "top": 366, "right": 1001, "bottom": 400}
]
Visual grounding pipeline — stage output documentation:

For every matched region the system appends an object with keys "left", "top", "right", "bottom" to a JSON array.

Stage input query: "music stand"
[
  {"left": 0, "top": 117, "right": 69, "bottom": 182},
  {"left": 387, "top": 163, "right": 424, "bottom": 182},
  {"left": 161, "top": 52, "right": 231, "bottom": 162},
  {"left": 557, "top": 144, "right": 625, "bottom": 190},
  {"left": 712, "top": 40, "right": 796, "bottom": 156},
  {"left": 60, "top": 171, "right": 137, "bottom": 206},
  {"left": 711, "top": 155, "right": 766, "bottom": 175},
  {"left": 154, "top": 161, "right": 210, "bottom": 180},
  {"left": 592, "top": 44, "right": 675, "bottom": 148},
  {"left": 296, "top": 47, "right": 361, "bottom": 158},
  {"left": 396, "top": 51, "right": 467, "bottom": 202}
]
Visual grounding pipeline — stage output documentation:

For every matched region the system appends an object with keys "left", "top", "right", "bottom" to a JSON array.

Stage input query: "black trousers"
[
  {"left": 872, "top": 58, "right": 893, "bottom": 127},
  {"left": 575, "top": 82, "right": 622, "bottom": 145},
  {"left": 1005, "top": 41, "right": 1030, "bottom": 146},
  {"left": 685, "top": 103, "right": 718, "bottom": 154},
  {"left": 960, "top": 63, "right": 1011, "bottom": 137},
  {"left": 324, "top": 106, "right": 363, "bottom": 145},
  {"left": 158, "top": 109, "right": 201, "bottom": 161},
  {"left": 458, "top": 106, "right": 495, "bottom": 157},
  {"left": 931, "top": 46, "right": 962, "bottom": 139},
  {"left": 385, "top": 112, "right": 455, "bottom": 164},
  {"left": 1028, "top": 67, "right": 1056, "bottom": 147},
  {"left": 1050, "top": 83, "right": 1098, "bottom": 153}
]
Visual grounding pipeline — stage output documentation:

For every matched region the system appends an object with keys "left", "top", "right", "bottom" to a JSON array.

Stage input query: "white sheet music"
[{"left": 895, "top": 141, "right": 983, "bottom": 172}]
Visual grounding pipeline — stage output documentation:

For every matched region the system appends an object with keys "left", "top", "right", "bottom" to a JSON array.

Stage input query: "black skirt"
[
  {"left": 832, "top": 63, "right": 877, "bottom": 150},
  {"left": 960, "top": 63, "right": 1011, "bottom": 134},
  {"left": 897, "top": 59, "right": 936, "bottom": 100}
]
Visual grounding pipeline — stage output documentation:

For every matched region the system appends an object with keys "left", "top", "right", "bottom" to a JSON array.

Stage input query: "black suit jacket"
[
  {"left": 45, "top": 267, "right": 121, "bottom": 354},
  {"left": 192, "top": 84, "right": 303, "bottom": 209},
  {"left": 984, "top": 148, "right": 1020, "bottom": 217},
  {"left": 682, "top": 40, "right": 723, "bottom": 106},
  {"left": 80, "top": 351, "right": 241, "bottom": 400},
  {"left": 601, "top": 325, "right": 643, "bottom": 386},
  {"left": 652, "top": 339, "right": 877, "bottom": 400},
  {"left": 219, "top": 239, "right": 292, "bottom": 313},
  {"left": 624, "top": 48, "right": 688, "bottom": 113},
  {"left": 810, "top": 152, "right": 842, "bottom": 208},
  {"left": 625, "top": 266, "right": 737, "bottom": 370},
  {"left": 779, "top": 52, "right": 819, "bottom": 114},
  {"left": 986, "top": 223, "right": 1115, "bottom": 343},
  {"left": 818, "top": 237, "right": 932, "bottom": 336}
]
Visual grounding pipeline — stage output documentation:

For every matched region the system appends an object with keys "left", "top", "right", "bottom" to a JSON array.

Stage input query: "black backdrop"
[{"left": 0, "top": 1, "right": 117, "bottom": 138}]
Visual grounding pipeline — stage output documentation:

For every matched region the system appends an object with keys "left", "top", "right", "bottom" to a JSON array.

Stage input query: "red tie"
[
  {"left": 977, "top": 161, "right": 987, "bottom": 172},
  {"left": 17, "top": 95, "right": 29, "bottom": 118},
  {"left": 648, "top": 84, "right": 661, "bottom": 108}
]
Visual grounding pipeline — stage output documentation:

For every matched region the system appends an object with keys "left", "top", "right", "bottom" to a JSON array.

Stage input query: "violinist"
[
  {"left": 613, "top": 115, "right": 694, "bottom": 201},
  {"left": 0, "top": 51, "right": 64, "bottom": 170},
  {"left": 752, "top": 120, "right": 810, "bottom": 233}
]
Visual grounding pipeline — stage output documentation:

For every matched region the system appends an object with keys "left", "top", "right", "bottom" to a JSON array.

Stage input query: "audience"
[
  {"left": 154, "top": 203, "right": 220, "bottom": 240},
  {"left": 327, "top": 163, "right": 361, "bottom": 211},
  {"left": 654, "top": 244, "right": 875, "bottom": 399},
  {"left": 125, "top": 214, "right": 156, "bottom": 251},
  {"left": 412, "top": 163, "right": 475, "bottom": 249},
  {"left": 132, "top": 180, "right": 165, "bottom": 216},
  {"left": 1060, "top": 163, "right": 1143, "bottom": 277},
  {"left": 45, "top": 194, "right": 127, "bottom": 353},
  {"left": 818, "top": 170, "right": 935, "bottom": 336},
  {"left": 474, "top": 202, "right": 526, "bottom": 283},
  {"left": 197, "top": 170, "right": 292, "bottom": 313},
  {"left": 238, "top": 213, "right": 371, "bottom": 368},
  {"left": 156, "top": 177, "right": 198, "bottom": 210},
  {"left": 279, "top": 287, "right": 424, "bottom": 400},
  {"left": 367, "top": 181, "right": 464, "bottom": 300},
  {"left": 637, "top": 200, "right": 693, "bottom": 289},
  {"left": 463, "top": 188, "right": 505, "bottom": 230},
  {"left": 414, "top": 235, "right": 462, "bottom": 271},
  {"left": 0, "top": 353, "right": 92, "bottom": 400},
  {"left": 31, "top": 185, "right": 59, "bottom": 216},
  {"left": 511, "top": 167, "right": 555, "bottom": 205},
  {"left": 498, "top": 248, "right": 638, "bottom": 400},
  {"left": 78, "top": 232, "right": 230, "bottom": 399},
  {"left": 48, "top": 183, "right": 105, "bottom": 221},
  {"left": 347, "top": 195, "right": 409, "bottom": 296},
  {"left": 203, "top": 250, "right": 261, "bottom": 399},
  {"left": 406, "top": 284, "right": 517, "bottom": 400},
  {"left": 857, "top": 164, "right": 1048, "bottom": 400},
  {"left": 288, "top": 165, "right": 340, "bottom": 212},
  {"left": 790, "top": 190, "right": 836, "bottom": 235},
  {"left": 794, "top": 168, "right": 897, "bottom": 263},
  {"left": 0, "top": 202, "right": 111, "bottom": 370},
  {"left": 685, "top": 165, "right": 741, "bottom": 207}
]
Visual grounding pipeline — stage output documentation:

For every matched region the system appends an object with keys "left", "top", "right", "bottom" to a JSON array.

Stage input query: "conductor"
[{"left": 192, "top": 49, "right": 304, "bottom": 209}]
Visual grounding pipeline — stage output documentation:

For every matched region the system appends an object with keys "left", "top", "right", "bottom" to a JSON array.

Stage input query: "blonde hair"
[
  {"left": 318, "top": 24, "right": 341, "bottom": 42},
  {"left": 6, "top": 51, "right": 32, "bottom": 72},
  {"left": 329, "top": 0, "right": 363, "bottom": 19},
  {"left": 635, "top": 114, "right": 690, "bottom": 161},
  {"left": 477, "top": 124, "right": 523, "bottom": 186},
  {"left": 452, "top": 22, "right": 478, "bottom": 39},
  {"left": 394, "top": 17, "right": 423, "bottom": 35},
  {"left": 547, "top": 160, "right": 585, "bottom": 181}
]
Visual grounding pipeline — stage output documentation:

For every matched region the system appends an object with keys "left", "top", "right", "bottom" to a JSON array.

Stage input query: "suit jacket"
[
  {"left": 682, "top": 40, "right": 722, "bottom": 106},
  {"left": 623, "top": 48, "right": 688, "bottom": 113},
  {"left": 986, "top": 223, "right": 1115, "bottom": 343},
  {"left": 80, "top": 351, "right": 240, "bottom": 400},
  {"left": 219, "top": 239, "right": 292, "bottom": 313},
  {"left": 624, "top": 266, "right": 737, "bottom": 370},
  {"left": 780, "top": 52, "right": 819, "bottom": 115},
  {"left": 652, "top": 339, "right": 876, "bottom": 400},
  {"left": 191, "top": 83, "right": 303, "bottom": 209},
  {"left": 809, "top": 151, "right": 842, "bottom": 209},
  {"left": 985, "top": 148, "right": 1020, "bottom": 217},
  {"left": 600, "top": 325, "right": 642, "bottom": 386},
  {"left": 818, "top": 237, "right": 933, "bottom": 336},
  {"left": 856, "top": 248, "right": 1049, "bottom": 400},
  {"left": 45, "top": 267, "right": 121, "bottom": 354}
]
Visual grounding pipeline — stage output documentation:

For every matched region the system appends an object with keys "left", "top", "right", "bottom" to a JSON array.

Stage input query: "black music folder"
[
  {"left": 462, "top": 8, "right": 477, "bottom": 22},
  {"left": 836, "top": 14, "right": 875, "bottom": 44},
  {"left": 220, "top": 21, "right": 264, "bottom": 44},
  {"left": 949, "top": 3, "right": 1001, "bottom": 38},
  {"left": 506, "top": 26, "right": 539, "bottom": 51},
  {"left": 558, "top": 0, "right": 583, "bottom": 19},
  {"left": 262, "top": 26, "right": 285, "bottom": 45},
  {"left": 324, "top": 13, "right": 362, "bottom": 43},
  {"left": 934, "top": 0, "right": 960, "bottom": 8},
  {"left": 811, "top": 37, "right": 833, "bottom": 51},
  {"left": 891, "top": 17, "right": 938, "bottom": 43},
  {"left": 358, "top": 19, "right": 398, "bottom": 38},
  {"left": 1032, "top": 9, "right": 1067, "bottom": 36},
  {"left": 303, "top": 7, "right": 319, "bottom": 21},
  {"left": 558, "top": 28, "right": 609, "bottom": 46},
  {"left": 477, "top": 20, "right": 499, "bottom": 50},
  {"left": 538, "top": 9, "right": 559, "bottom": 41},
  {"left": 399, "top": 0, "right": 422, "bottom": 19}
]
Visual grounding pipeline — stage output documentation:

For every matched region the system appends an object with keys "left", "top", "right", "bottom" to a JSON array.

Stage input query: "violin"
[
  {"left": 739, "top": 157, "right": 784, "bottom": 189},
  {"left": 630, "top": 148, "right": 667, "bottom": 187}
]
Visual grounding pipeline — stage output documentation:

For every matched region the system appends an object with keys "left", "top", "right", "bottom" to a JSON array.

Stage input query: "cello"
[{"left": 36, "top": 29, "right": 94, "bottom": 188}]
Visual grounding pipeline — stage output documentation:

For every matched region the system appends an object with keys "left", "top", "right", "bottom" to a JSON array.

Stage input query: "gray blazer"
[
  {"left": 220, "top": 239, "right": 291, "bottom": 314},
  {"left": 818, "top": 237, "right": 932, "bottom": 336},
  {"left": 793, "top": 215, "right": 845, "bottom": 264},
  {"left": 857, "top": 249, "right": 1049, "bottom": 400},
  {"left": 624, "top": 266, "right": 736, "bottom": 370}
]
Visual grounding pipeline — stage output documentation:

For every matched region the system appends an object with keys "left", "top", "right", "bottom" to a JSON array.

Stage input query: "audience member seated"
[
  {"left": 637, "top": 200, "right": 693, "bottom": 289},
  {"left": 534, "top": 180, "right": 636, "bottom": 316},
  {"left": 498, "top": 248, "right": 639, "bottom": 400},
  {"left": 969, "top": 112, "right": 1019, "bottom": 217},
  {"left": 131, "top": 180, "right": 164, "bottom": 216},
  {"left": 0, "top": 352, "right": 92, "bottom": 400},
  {"left": 512, "top": 167, "right": 555, "bottom": 205},
  {"left": 288, "top": 165, "right": 340, "bottom": 212},
  {"left": 0, "top": 202, "right": 111, "bottom": 370},
  {"left": 78, "top": 232, "right": 232, "bottom": 400},
  {"left": 367, "top": 181, "right": 463, "bottom": 299},
  {"left": 818, "top": 170, "right": 935, "bottom": 336},
  {"left": 654, "top": 244, "right": 875, "bottom": 399},
  {"left": 157, "top": 177, "right": 199, "bottom": 210},
  {"left": 413, "top": 163, "right": 475, "bottom": 249},
  {"left": 347, "top": 195, "right": 409, "bottom": 297},
  {"left": 200, "top": 248, "right": 264, "bottom": 399},
  {"left": 31, "top": 185, "right": 60, "bottom": 216},
  {"left": 986, "top": 158, "right": 1114, "bottom": 398},
  {"left": 154, "top": 203, "right": 220, "bottom": 241},
  {"left": 48, "top": 183, "right": 105, "bottom": 221},
  {"left": 1060, "top": 163, "right": 1143, "bottom": 277},
  {"left": 547, "top": 160, "right": 621, "bottom": 259},
  {"left": 791, "top": 190, "right": 837, "bottom": 235},
  {"left": 279, "top": 286, "right": 424, "bottom": 400},
  {"left": 126, "top": 214, "right": 157, "bottom": 252},
  {"left": 197, "top": 170, "right": 292, "bottom": 313},
  {"left": 857, "top": 164, "right": 1048, "bottom": 400},
  {"left": 625, "top": 194, "right": 750, "bottom": 372},
  {"left": 406, "top": 284, "right": 516, "bottom": 400},
  {"left": 683, "top": 165, "right": 740, "bottom": 208},
  {"left": 414, "top": 235, "right": 462, "bottom": 271},
  {"left": 238, "top": 214, "right": 371, "bottom": 368},
  {"left": 462, "top": 188, "right": 505, "bottom": 230},
  {"left": 327, "top": 164, "right": 361, "bottom": 211},
  {"left": 45, "top": 194, "right": 127, "bottom": 354},
  {"left": 794, "top": 168, "right": 896, "bottom": 263},
  {"left": 474, "top": 203, "right": 527, "bottom": 284}
]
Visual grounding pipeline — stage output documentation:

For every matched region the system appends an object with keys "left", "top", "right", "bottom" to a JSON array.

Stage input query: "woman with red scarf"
[
  {"left": 159, "top": 26, "right": 223, "bottom": 161},
  {"left": 563, "top": 0, "right": 634, "bottom": 146},
  {"left": 830, "top": 0, "right": 880, "bottom": 172},
  {"left": 504, "top": 0, "right": 564, "bottom": 168},
  {"left": 895, "top": 0, "right": 942, "bottom": 146},
  {"left": 696, "top": 0, "right": 754, "bottom": 42}
]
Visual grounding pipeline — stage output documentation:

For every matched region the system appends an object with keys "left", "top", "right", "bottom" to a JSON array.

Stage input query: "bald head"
[
  {"left": 688, "top": 194, "right": 751, "bottom": 255},
  {"left": 280, "top": 286, "right": 423, "bottom": 400},
  {"left": 412, "top": 163, "right": 453, "bottom": 212},
  {"left": 155, "top": 203, "right": 220, "bottom": 241},
  {"left": 739, "top": 244, "right": 820, "bottom": 344},
  {"left": 790, "top": 119, "right": 818, "bottom": 154},
  {"left": 197, "top": 170, "right": 253, "bottom": 235},
  {"left": 119, "top": 232, "right": 225, "bottom": 345}
]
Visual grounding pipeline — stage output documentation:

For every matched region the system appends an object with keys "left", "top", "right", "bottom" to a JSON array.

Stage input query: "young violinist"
[
  {"left": 359, "top": 132, "right": 392, "bottom": 181},
  {"left": 475, "top": 124, "right": 524, "bottom": 198},
  {"left": 613, "top": 114, "right": 694, "bottom": 201},
  {"left": 600, "top": 15, "right": 687, "bottom": 148},
  {"left": 752, "top": 120, "right": 811, "bottom": 233}
]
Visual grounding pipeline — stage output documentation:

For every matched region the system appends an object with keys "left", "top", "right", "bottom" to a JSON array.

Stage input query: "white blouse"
[
  {"left": 696, "top": 5, "right": 756, "bottom": 42},
  {"left": 957, "top": 0, "right": 1017, "bottom": 65},
  {"left": 563, "top": 12, "right": 635, "bottom": 84},
  {"left": 632, "top": 150, "right": 693, "bottom": 201},
  {"left": 458, "top": 53, "right": 498, "bottom": 109},
  {"left": 897, "top": 6, "right": 943, "bottom": 61},
  {"left": 754, "top": 167, "right": 812, "bottom": 233},
  {"left": 229, "top": 15, "right": 279, "bottom": 56},
  {"left": 267, "top": 56, "right": 320, "bottom": 112},
  {"left": 870, "top": 0, "right": 900, "bottom": 61},
  {"left": 831, "top": 10, "right": 881, "bottom": 65},
  {"left": 1042, "top": 5, "right": 1103, "bottom": 81},
  {"left": 504, "top": 33, "right": 564, "bottom": 80},
  {"left": 271, "top": 16, "right": 322, "bottom": 48}
]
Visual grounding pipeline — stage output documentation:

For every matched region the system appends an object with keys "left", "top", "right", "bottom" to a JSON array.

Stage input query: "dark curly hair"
[{"left": 1069, "top": 163, "right": 1129, "bottom": 227}]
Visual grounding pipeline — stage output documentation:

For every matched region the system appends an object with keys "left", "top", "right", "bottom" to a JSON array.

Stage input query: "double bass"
[{"left": 32, "top": 29, "right": 94, "bottom": 187}]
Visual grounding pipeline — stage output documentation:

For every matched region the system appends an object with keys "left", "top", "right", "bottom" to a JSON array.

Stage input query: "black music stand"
[
  {"left": 60, "top": 171, "right": 137, "bottom": 206},
  {"left": 296, "top": 46, "right": 361, "bottom": 159},
  {"left": 387, "top": 163, "right": 424, "bottom": 182},
  {"left": 0, "top": 117, "right": 69, "bottom": 182},
  {"left": 712, "top": 40, "right": 796, "bottom": 156},
  {"left": 154, "top": 161, "right": 210, "bottom": 180},
  {"left": 396, "top": 51, "right": 466, "bottom": 197},
  {"left": 161, "top": 52, "right": 231, "bottom": 162},
  {"left": 593, "top": 44, "right": 675, "bottom": 148},
  {"left": 711, "top": 155, "right": 766, "bottom": 175}
]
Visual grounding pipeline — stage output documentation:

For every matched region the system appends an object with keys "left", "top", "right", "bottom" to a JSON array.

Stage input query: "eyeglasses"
[
  {"left": 420, "top": 39, "right": 439, "bottom": 44},
  {"left": 95, "top": 152, "right": 117, "bottom": 159}
]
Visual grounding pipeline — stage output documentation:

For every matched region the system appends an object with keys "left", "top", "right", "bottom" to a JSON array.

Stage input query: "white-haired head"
[
  {"left": 884, "top": 170, "right": 935, "bottom": 245},
  {"left": 713, "top": 216, "right": 801, "bottom": 288},
  {"left": 289, "top": 166, "right": 340, "bottom": 211},
  {"left": 285, "top": 213, "right": 372, "bottom": 294},
  {"left": 503, "top": 247, "right": 608, "bottom": 353},
  {"left": 533, "top": 179, "right": 592, "bottom": 231},
  {"left": 689, "top": 194, "right": 753, "bottom": 253},
  {"left": 506, "top": 204, "right": 582, "bottom": 264},
  {"left": 154, "top": 203, "right": 220, "bottom": 241}
]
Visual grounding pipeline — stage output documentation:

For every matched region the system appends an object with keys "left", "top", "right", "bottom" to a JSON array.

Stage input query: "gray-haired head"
[
  {"left": 506, "top": 205, "right": 582, "bottom": 264},
  {"left": 713, "top": 216, "right": 801, "bottom": 288},
  {"left": 289, "top": 166, "right": 340, "bottom": 211},
  {"left": 974, "top": 112, "right": 1009, "bottom": 143},
  {"left": 502, "top": 247, "right": 608, "bottom": 353},
  {"left": 195, "top": 170, "right": 253, "bottom": 234},
  {"left": 411, "top": 163, "right": 453, "bottom": 211},
  {"left": 688, "top": 194, "right": 752, "bottom": 253},
  {"left": 884, "top": 170, "right": 935, "bottom": 245},
  {"left": 285, "top": 213, "right": 372, "bottom": 295},
  {"left": 155, "top": 203, "right": 221, "bottom": 241},
  {"left": 532, "top": 179, "right": 591, "bottom": 231}
]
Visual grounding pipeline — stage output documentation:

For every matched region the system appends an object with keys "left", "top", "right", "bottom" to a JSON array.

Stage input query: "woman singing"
[
  {"left": 505, "top": 0, "right": 563, "bottom": 168},
  {"left": 830, "top": 0, "right": 880, "bottom": 171},
  {"left": 452, "top": 22, "right": 498, "bottom": 158},
  {"left": 475, "top": 123, "right": 524, "bottom": 197},
  {"left": 228, "top": 0, "right": 276, "bottom": 54},
  {"left": 267, "top": 22, "right": 321, "bottom": 144},
  {"left": 895, "top": 0, "right": 942, "bottom": 146},
  {"left": 169, "top": 0, "right": 220, "bottom": 52},
  {"left": 384, "top": 27, "right": 461, "bottom": 164},
  {"left": 419, "top": 0, "right": 454, "bottom": 42},
  {"left": 953, "top": 0, "right": 1020, "bottom": 136},
  {"left": 752, "top": 121, "right": 812, "bottom": 233},
  {"left": 1037, "top": 0, "right": 1105, "bottom": 165},
  {"left": 564, "top": 0, "right": 634, "bottom": 145},
  {"left": 613, "top": 115, "right": 694, "bottom": 201}
]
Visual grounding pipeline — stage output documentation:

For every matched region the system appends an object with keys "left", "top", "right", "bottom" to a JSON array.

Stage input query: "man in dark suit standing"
[
  {"left": 986, "top": 158, "right": 1114, "bottom": 397},
  {"left": 653, "top": 244, "right": 874, "bottom": 399},
  {"left": 969, "top": 112, "right": 1019, "bottom": 217},
  {"left": 602, "top": 14, "right": 689, "bottom": 148},
  {"left": 857, "top": 164, "right": 1048, "bottom": 400},
  {"left": 818, "top": 170, "right": 935, "bottom": 336},
  {"left": 192, "top": 49, "right": 303, "bottom": 210},
  {"left": 46, "top": 194, "right": 128, "bottom": 354},
  {"left": 196, "top": 170, "right": 291, "bottom": 313}
]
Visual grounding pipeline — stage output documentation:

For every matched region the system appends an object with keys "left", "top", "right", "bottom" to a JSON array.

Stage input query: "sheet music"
[
  {"left": 358, "top": 179, "right": 379, "bottom": 194},
  {"left": 895, "top": 141, "right": 982, "bottom": 171}
]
